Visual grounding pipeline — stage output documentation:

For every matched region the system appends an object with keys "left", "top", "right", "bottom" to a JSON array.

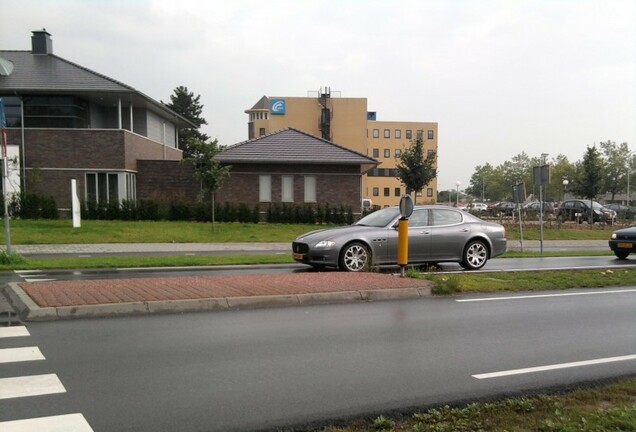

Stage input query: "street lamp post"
[
  {"left": 456, "top": 181, "right": 461, "bottom": 207},
  {"left": 562, "top": 179, "right": 569, "bottom": 201}
]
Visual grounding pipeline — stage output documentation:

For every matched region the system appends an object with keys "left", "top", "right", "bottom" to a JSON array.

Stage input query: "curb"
[{"left": 3, "top": 283, "right": 432, "bottom": 321}]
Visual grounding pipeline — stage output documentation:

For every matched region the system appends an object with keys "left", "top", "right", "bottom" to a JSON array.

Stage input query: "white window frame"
[
  {"left": 259, "top": 175, "right": 271, "bottom": 202},
  {"left": 282, "top": 175, "right": 294, "bottom": 202},
  {"left": 304, "top": 176, "right": 316, "bottom": 203}
]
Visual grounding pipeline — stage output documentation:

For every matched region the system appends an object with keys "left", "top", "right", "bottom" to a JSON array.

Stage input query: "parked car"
[
  {"left": 609, "top": 226, "right": 636, "bottom": 259},
  {"left": 489, "top": 201, "right": 516, "bottom": 216},
  {"left": 522, "top": 201, "right": 556, "bottom": 213},
  {"left": 467, "top": 202, "right": 488, "bottom": 212},
  {"left": 557, "top": 199, "right": 615, "bottom": 224},
  {"left": 292, "top": 205, "right": 507, "bottom": 271},
  {"left": 604, "top": 203, "right": 634, "bottom": 220}
]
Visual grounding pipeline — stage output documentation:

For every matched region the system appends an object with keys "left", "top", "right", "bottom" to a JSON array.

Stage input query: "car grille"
[
  {"left": 292, "top": 242, "right": 309, "bottom": 254},
  {"left": 615, "top": 234, "right": 636, "bottom": 240}
]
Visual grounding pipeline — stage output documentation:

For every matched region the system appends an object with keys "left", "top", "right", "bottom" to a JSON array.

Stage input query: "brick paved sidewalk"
[{"left": 19, "top": 272, "right": 432, "bottom": 308}]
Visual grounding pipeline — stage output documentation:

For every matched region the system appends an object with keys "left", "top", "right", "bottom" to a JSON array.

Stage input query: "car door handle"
[
  {"left": 460, "top": 228, "right": 469, "bottom": 232},
  {"left": 420, "top": 231, "right": 430, "bottom": 234}
]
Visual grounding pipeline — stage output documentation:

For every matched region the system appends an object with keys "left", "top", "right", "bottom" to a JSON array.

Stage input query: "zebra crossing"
[
  {"left": 14, "top": 270, "right": 57, "bottom": 283},
  {"left": 0, "top": 325, "right": 94, "bottom": 431}
]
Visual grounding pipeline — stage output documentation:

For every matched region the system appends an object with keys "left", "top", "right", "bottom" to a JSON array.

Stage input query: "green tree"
[
  {"left": 163, "top": 86, "right": 210, "bottom": 158},
  {"left": 183, "top": 138, "right": 231, "bottom": 230},
  {"left": 395, "top": 137, "right": 437, "bottom": 204},
  {"left": 600, "top": 140, "right": 631, "bottom": 202},
  {"left": 572, "top": 145, "right": 604, "bottom": 223}
]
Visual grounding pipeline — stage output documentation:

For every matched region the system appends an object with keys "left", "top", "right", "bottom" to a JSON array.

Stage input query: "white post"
[{"left": 71, "top": 179, "right": 81, "bottom": 228}]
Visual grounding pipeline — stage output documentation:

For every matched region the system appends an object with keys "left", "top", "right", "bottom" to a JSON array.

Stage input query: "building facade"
[
  {"left": 0, "top": 30, "right": 194, "bottom": 213},
  {"left": 245, "top": 89, "right": 438, "bottom": 207}
]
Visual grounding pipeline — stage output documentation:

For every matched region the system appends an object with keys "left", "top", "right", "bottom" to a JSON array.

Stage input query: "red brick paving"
[{"left": 19, "top": 273, "right": 432, "bottom": 308}]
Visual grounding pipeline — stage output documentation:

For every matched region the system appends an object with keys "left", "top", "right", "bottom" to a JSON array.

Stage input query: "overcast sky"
[{"left": 2, "top": 0, "right": 634, "bottom": 192}]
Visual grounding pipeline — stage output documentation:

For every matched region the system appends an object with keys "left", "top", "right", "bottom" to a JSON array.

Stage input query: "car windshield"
[{"left": 356, "top": 207, "right": 401, "bottom": 227}]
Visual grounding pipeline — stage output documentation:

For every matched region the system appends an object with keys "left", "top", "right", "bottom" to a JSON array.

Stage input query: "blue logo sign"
[{"left": 270, "top": 99, "right": 286, "bottom": 115}]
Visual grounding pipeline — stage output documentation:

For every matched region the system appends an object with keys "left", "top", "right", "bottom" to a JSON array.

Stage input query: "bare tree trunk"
[{"left": 212, "top": 191, "right": 216, "bottom": 232}]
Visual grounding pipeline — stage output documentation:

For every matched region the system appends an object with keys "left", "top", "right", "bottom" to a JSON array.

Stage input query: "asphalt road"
[{"left": 2, "top": 287, "right": 635, "bottom": 431}]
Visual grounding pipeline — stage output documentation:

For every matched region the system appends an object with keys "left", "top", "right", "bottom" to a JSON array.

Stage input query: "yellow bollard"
[{"left": 397, "top": 217, "right": 409, "bottom": 268}]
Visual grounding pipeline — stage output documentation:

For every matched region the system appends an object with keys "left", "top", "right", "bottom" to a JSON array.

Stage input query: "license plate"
[
  {"left": 293, "top": 253, "right": 305, "bottom": 260},
  {"left": 617, "top": 242, "right": 633, "bottom": 249}
]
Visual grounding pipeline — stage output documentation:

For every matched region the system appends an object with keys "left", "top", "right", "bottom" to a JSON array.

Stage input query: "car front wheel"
[
  {"left": 339, "top": 242, "right": 370, "bottom": 272},
  {"left": 460, "top": 240, "right": 488, "bottom": 270},
  {"left": 614, "top": 251, "right": 630, "bottom": 260}
]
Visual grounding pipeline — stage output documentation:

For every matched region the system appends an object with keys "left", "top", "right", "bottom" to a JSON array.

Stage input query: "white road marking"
[
  {"left": 0, "top": 374, "right": 66, "bottom": 400},
  {"left": 473, "top": 354, "right": 636, "bottom": 379},
  {"left": 14, "top": 270, "right": 42, "bottom": 274},
  {"left": 0, "top": 347, "right": 45, "bottom": 364},
  {"left": 0, "top": 413, "right": 94, "bottom": 432},
  {"left": 457, "top": 288, "right": 636, "bottom": 302},
  {"left": 23, "top": 278, "right": 56, "bottom": 283},
  {"left": 0, "top": 326, "right": 30, "bottom": 338}
]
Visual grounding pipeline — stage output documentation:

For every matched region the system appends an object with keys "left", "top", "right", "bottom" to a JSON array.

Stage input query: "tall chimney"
[{"left": 31, "top": 29, "right": 53, "bottom": 55}]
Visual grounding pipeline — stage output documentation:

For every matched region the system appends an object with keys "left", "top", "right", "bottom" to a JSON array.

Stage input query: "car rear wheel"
[
  {"left": 339, "top": 242, "right": 370, "bottom": 272},
  {"left": 614, "top": 251, "right": 630, "bottom": 260},
  {"left": 460, "top": 240, "right": 488, "bottom": 270}
]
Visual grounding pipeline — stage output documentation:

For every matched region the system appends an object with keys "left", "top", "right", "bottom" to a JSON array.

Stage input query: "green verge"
[{"left": 315, "top": 377, "right": 636, "bottom": 432}]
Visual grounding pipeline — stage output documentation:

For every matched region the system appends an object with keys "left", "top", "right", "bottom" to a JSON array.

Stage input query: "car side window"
[
  {"left": 431, "top": 209, "right": 463, "bottom": 226},
  {"left": 409, "top": 209, "right": 429, "bottom": 227}
]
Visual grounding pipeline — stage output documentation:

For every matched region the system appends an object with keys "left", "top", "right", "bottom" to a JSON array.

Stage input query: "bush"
[
  {"left": 137, "top": 199, "right": 160, "bottom": 221},
  {"left": 0, "top": 250, "right": 27, "bottom": 265},
  {"left": 169, "top": 202, "right": 191, "bottom": 221}
]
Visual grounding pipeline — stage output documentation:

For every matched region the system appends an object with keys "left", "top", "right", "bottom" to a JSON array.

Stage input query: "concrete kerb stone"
[{"left": 3, "top": 283, "right": 434, "bottom": 321}]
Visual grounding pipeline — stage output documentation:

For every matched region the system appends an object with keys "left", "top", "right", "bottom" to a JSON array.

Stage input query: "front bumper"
[
  {"left": 292, "top": 242, "right": 340, "bottom": 268},
  {"left": 608, "top": 239, "right": 636, "bottom": 253}
]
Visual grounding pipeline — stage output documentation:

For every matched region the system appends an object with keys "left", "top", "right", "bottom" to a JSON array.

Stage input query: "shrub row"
[
  {"left": 0, "top": 193, "right": 59, "bottom": 219},
  {"left": 81, "top": 199, "right": 355, "bottom": 224}
]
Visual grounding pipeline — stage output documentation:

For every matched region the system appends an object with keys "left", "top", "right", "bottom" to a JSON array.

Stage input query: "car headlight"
[
  {"left": 314, "top": 240, "right": 336, "bottom": 249},
  {"left": 611, "top": 233, "right": 617, "bottom": 239}
]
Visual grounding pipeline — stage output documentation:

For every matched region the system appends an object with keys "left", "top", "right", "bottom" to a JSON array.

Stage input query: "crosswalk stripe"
[
  {"left": 0, "top": 326, "right": 30, "bottom": 338},
  {"left": 23, "top": 278, "right": 56, "bottom": 282},
  {"left": 0, "top": 374, "right": 66, "bottom": 400},
  {"left": 0, "top": 347, "right": 45, "bottom": 364},
  {"left": 0, "top": 413, "right": 94, "bottom": 432}
]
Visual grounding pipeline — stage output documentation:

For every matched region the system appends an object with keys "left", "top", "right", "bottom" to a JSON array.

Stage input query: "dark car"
[
  {"left": 604, "top": 203, "right": 634, "bottom": 220},
  {"left": 557, "top": 199, "right": 615, "bottom": 224},
  {"left": 292, "top": 205, "right": 507, "bottom": 271},
  {"left": 489, "top": 201, "right": 516, "bottom": 216},
  {"left": 609, "top": 226, "right": 636, "bottom": 259}
]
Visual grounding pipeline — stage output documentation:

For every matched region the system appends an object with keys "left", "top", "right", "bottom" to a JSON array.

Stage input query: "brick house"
[
  {"left": 214, "top": 128, "right": 378, "bottom": 215},
  {"left": 0, "top": 30, "right": 195, "bottom": 214}
]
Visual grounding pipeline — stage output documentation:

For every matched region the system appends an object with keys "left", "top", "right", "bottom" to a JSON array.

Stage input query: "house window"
[
  {"left": 304, "top": 176, "right": 316, "bottom": 202},
  {"left": 384, "top": 187, "right": 390, "bottom": 197},
  {"left": 259, "top": 128, "right": 266, "bottom": 137},
  {"left": 85, "top": 172, "right": 123, "bottom": 204},
  {"left": 405, "top": 130, "right": 412, "bottom": 139},
  {"left": 384, "top": 149, "right": 390, "bottom": 158},
  {"left": 259, "top": 175, "right": 271, "bottom": 202},
  {"left": 282, "top": 175, "right": 294, "bottom": 202},
  {"left": 395, "top": 129, "right": 401, "bottom": 139},
  {"left": 373, "top": 129, "right": 379, "bottom": 138},
  {"left": 395, "top": 149, "right": 402, "bottom": 158},
  {"left": 394, "top": 187, "right": 401, "bottom": 196},
  {"left": 427, "top": 188, "right": 433, "bottom": 197},
  {"left": 372, "top": 148, "right": 379, "bottom": 158},
  {"left": 427, "top": 149, "right": 435, "bottom": 157},
  {"left": 384, "top": 129, "right": 390, "bottom": 138},
  {"left": 373, "top": 187, "right": 379, "bottom": 196},
  {"left": 417, "top": 130, "right": 423, "bottom": 139},
  {"left": 428, "top": 130, "right": 434, "bottom": 139}
]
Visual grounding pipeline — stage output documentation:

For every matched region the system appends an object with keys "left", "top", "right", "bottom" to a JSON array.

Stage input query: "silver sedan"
[{"left": 292, "top": 205, "right": 507, "bottom": 272}]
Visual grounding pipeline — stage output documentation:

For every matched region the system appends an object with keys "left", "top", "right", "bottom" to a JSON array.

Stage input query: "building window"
[
  {"left": 259, "top": 175, "right": 271, "bottom": 202},
  {"left": 282, "top": 175, "right": 294, "bottom": 202},
  {"left": 85, "top": 172, "right": 127, "bottom": 204},
  {"left": 372, "top": 148, "right": 379, "bottom": 158},
  {"left": 427, "top": 149, "right": 434, "bottom": 157},
  {"left": 384, "top": 149, "right": 390, "bottom": 158},
  {"left": 373, "top": 129, "right": 379, "bottom": 138},
  {"left": 394, "top": 187, "right": 401, "bottom": 196},
  {"left": 259, "top": 128, "right": 266, "bottom": 137},
  {"left": 417, "top": 130, "right": 423, "bottom": 139},
  {"left": 395, "top": 129, "right": 401, "bottom": 139},
  {"left": 373, "top": 187, "right": 379, "bottom": 196},
  {"left": 428, "top": 130, "right": 434, "bottom": 139},
  {"left": 395, "top": 149, "right": 402, "bottom": 158},
  {"left": 304, "top": 176, "right": 316, "bottom": 202},
  {"left": 384, "top": 129, "right": 390, "bottom": 138},
  {"left": 405, "top": 130, "right": 412, "bottom": 139},
  {"left": 4, "top": 95, "right": 89, "bottom": 128},
  {"left": 384, "top": 187, "right": 390, "bottom": 197},
  {"left": 427, "top": 188, "right": 433, "bottom": 197}
]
